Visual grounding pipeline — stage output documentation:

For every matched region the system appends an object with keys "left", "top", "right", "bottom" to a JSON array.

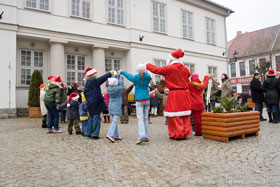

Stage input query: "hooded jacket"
[
  {"left": 44, "top": 83, "right": 62, "bottom": 106},
  {"left": 188, "top": 75, "right": 209, "bottom": 111},
  {"left": 107, "top": 76, "right": 124, "bottom": 115}
]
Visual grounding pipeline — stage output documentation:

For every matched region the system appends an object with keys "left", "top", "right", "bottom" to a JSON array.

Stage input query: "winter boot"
[
  {"left": 42, "top": 121, "right": 47, "bottom": 128},
  {"left": 268, "top": 112, "right": 273, "bottom": 123},
  {"left": 148, "top": 117, "right": 152, "bottom": 124},
  {"left": 272, "top": 112, "right": 279, "bottom": 123},
  {"left": 107, "top": 115, "right": 111, "bottom": 123},
  {"left": 103, "top": 115, "right": 107, "bottom": 123}
]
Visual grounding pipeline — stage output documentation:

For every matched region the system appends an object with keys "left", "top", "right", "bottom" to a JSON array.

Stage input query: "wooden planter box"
[
  {"left": 201, "top": 111, "right": 260, "bottom": 142},
  {"left": 29, "top": 107, "right": 42, "bottom": 118}
]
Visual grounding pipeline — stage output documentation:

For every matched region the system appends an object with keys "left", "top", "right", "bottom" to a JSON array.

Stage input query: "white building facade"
[{"left": 0, "top": 0, "right": 232, "bottom": 117}]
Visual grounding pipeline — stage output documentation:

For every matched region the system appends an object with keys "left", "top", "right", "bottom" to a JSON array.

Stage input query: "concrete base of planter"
[{"left": 202, "top": 111, "right": 260, "bottom": 142}]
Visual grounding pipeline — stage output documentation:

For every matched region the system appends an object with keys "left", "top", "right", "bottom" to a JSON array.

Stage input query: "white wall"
[{"left": 0, "top": 30, "right": 17, "bottom": 109}]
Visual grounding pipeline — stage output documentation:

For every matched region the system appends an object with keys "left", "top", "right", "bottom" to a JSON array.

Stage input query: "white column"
[
  {"left": 49, "top": 39, "right": 68, "bottom": 81},
  {"left": 92, "top": 45, "right": 108, "bottom": 90}
]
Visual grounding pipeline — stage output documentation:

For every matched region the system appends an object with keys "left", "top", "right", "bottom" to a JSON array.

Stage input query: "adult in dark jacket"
[
  {"left": 44, "top": 76, "right": 63, "bottom": 133},
  {"left": 60, "top": 82, "right": 68, "bottom": 123},
  {"left": 83, "top": 68, "right": 114, "bottom": 139},
  {"left": 250, "top": 73, "right": 266, "bottom": 121},
  {"left": 59, "top": 92, "right": 81, "bottom": 135},
  {"left": 121, "top": 84, "right": 134, "bottom": 124},
  {"left": 263, "top": 69, "right": 279, "bottom": 123}
]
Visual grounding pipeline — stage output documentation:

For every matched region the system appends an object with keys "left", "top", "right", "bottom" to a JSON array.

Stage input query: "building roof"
[
  {"left": 228, "top": 25, "right": 280, "bottom": 59},
  {"left": 201, "top": 0, "right": 234, "bottom": 14}
]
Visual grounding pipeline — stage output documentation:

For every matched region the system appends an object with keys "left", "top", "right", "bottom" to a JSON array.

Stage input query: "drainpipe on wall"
[{"left": 224, "top": 14, "right": 229, "bottom": 76}]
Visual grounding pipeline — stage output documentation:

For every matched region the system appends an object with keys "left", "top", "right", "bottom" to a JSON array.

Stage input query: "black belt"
[{"left": 170, "top": 89, "right": 188, "bottom": 91}]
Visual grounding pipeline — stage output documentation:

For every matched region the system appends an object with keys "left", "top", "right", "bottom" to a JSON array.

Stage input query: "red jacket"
[
  {"left": 188, "top": 75, "right": 209, "bottom": 111},
  {"left": 147, "top": 62, "right": 191, "bottom": 117}
]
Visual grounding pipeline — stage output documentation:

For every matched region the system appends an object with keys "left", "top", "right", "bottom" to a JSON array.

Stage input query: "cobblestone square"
[{"left": 0, "top": 116, "right": 279, "bottom": 186}]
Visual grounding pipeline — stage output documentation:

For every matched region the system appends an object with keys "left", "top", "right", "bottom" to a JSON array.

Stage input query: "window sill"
[
  {"left": 24, "top": 7, "right": 51, "bottom": 14},
  {"left": 70, "top": 15, "right": 92, "bottom": 21},
  {"left": 16, "top": 86, "right": 29, "bottom": 89},
  {"left": 153, "top": 31, "right": 167, "bottom": 36},
  {"left": 107, "top": 22, "right": 125, "bottom": 28},
  {"left": 183, "top": 37, "right": 195, "bottom": 41},
  {"left": 206, "top": 42, "right": 217, "bottom": 46}
]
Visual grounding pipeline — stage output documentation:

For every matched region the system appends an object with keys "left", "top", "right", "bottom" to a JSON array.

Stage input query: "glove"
[{"left": 110, "top": 70, "right": 117, "bottom": 76}]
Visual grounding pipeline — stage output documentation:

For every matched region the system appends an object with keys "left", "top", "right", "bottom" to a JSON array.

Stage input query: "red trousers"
[
  {"left": 167, "top": 115, "right": 192, "bottom": 139},
  {"left": 192, "top": 111, "right": 202, "bottom": 135}
]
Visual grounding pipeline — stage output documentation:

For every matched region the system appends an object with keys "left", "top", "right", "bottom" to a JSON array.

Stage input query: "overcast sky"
[{"left": 212, "top": 0, "right": 280, "bottom": 41}]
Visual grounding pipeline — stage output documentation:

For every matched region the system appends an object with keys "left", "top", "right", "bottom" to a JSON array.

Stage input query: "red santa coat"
[
  {"left": 188, "top": 76, "right": 209, "bottom": 111},
  {"left": 146, "top": 62, "right": 191, "bottom": 117}
]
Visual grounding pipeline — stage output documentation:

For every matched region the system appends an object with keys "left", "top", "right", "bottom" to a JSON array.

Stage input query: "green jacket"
[{"left": 44, "top": 84, "right": 61, "bottom": 106}]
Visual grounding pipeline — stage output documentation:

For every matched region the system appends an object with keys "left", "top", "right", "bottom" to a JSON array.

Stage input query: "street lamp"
[{"left": 233, "top": 50, "right": 238, "bottom": 62}]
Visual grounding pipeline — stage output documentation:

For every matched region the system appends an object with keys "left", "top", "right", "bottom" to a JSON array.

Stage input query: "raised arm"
[
  {"left": 202, "top": 75, "right": 209, "bottom": 90},
  {"left": 120, "top": 71, "right": 136, "bottom": 83},
  {"left": 126, "top": 84, "right": 134, "bottom": 94},
  {"left": 146, "top": 63, "right": 168, "bottom": 76},
  {"left": 96, "top": 72, "right": 112, "bottom": 86}
]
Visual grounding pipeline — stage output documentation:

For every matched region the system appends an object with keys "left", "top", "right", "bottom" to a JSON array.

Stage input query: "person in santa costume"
[
  {"left": 83, "top": 68, "right": 116, "bottom": 139},
  {"left": 145, "top": 48, "right": 192, "bottom": 140},
  {"left": 188, "top": 73, "right": 209, "bottom": 136}
]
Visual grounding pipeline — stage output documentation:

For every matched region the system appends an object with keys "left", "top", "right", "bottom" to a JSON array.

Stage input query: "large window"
[
  {"left": 230, "top": 63, "right": 236, "bottom": 77},
  {"left": 152, "top": 1, "right": 166, "bottom": 33},
  {"left": 66, "top": 55, "right": 86, "bottom": 87},
  {"left": 184, "top": 63, "right": 195, "bottom": 74},
  {"left": 154, "top": 60, "right": 166, "bottom": 83},
  {"left": 71, "top": 0, "right": 90, "bottom": 19},
  {"left": 208, "top": 66, "right": 217, "bottom": 79},
  {"left": 275, "top": 55, "right": 280, "bottom": 71},
  {"left": 206, "top": 18, "right": 215, "bottom": 44},
  {"left": 108, "top": 0, "right": 124, "bottom": 25},
  {"left": 20, "top": 49, "right": 44, "bottom": 86},
  {"left": 105, "top": 58, "right": 121, "bottom": 72},
  {"left": 239, "top": 61, "right": 246, "bottom": 76},
  {"left": 26, "top": 0, "right": 49, "bottom": 11},
  {"left": 249, "top": 60, "right": 255, "bottom": 75},
  {"left": 182, "top": 10, "right": 193, "bottom": 39}
]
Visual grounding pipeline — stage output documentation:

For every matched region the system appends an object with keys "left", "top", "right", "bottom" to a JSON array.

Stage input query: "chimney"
[{"left": 236, "top": 31, "right": 242, "bottom": 35}]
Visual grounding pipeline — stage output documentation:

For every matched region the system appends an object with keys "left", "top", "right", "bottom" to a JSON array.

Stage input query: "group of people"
[
  {"left": 43, "top": 48, "right": 274, "bottom": 144},
  {"left": 250, "top": 69, "right": 280, "bottom": 123}
]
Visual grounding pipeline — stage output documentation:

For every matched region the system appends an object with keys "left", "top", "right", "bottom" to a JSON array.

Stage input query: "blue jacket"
[
  {"left": 84, "top": 72, "right": 112, "bottom": 116},
  {"left": 120, "top": 71, "right": 150, "bottom": 101},
  {"left": 107, "top": 76, "right": 124, "bottom": 115},
  {"left": 59, "top": 100, "right": 80, "bottom": 120}
]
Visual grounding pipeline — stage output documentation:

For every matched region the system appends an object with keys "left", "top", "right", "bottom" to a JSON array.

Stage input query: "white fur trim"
[
  {"left": 67, "top": 103, "right": 70, "bottom": 107},
  {"left": 84, "top": 69, "right": 97, "bottom": 80},
  {"left": 170, "top": 59, "right": 183, "bottom": 65},
  {"left": 72, "top": 95, "right": 79, "bottom": 101},
  {"left": 164, "top": 110, "right": 191, "bottom": 117},
  {"left": 267, "top": 74, "right": 275, "bottom": 76}
]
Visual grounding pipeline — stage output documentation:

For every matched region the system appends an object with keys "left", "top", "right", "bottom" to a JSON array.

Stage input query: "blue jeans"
[
  {"left": 81, "top": 120, "right": 88, "bottom": 134},
  {"left": 254, "top": 102, "right": 264, "bottom": 119},
  {"left": 107, "top": 115, "right": 120, "bottom": 137},
  {"left": 46, "top": 105, "right": 59, "bottom": 131},
  {"left": 267, "top": 104, "right": 278, "bottom": 113},
  {"left": 87, "top": 115, "right": 101, "bottom": 137},
  {"left": 136, "top": 101, "right": 150, "bottom": 140}
]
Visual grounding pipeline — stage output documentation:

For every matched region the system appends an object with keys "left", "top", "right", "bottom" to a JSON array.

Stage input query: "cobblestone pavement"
[{"left": 0, "top": 115, "right": 279, "bottom": 187}]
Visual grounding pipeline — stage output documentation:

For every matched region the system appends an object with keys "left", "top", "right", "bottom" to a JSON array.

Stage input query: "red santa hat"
[
  {"left": 54, "top": 76, "right": 62, "bottom": 84},
  {"left": 164, "top": 87, "right": 169, "bottom": 92},
  {"left": 40, "top": 84, "right": 45, "bottom": 90},
  {"left": 267, "top": 69, "right": 275, "bottom": 76},
  {"left": 67, "top": 93, "right": 79, "bottom": 107},
  {"left": 169, "top": 48, "right": 184, "bottom": 61},
  {"left": 48, "top": 75, "right": 56, "bottom": 81},
  {"left": 277, "top": 69, "right": 280, "bottom": 74},
  {"left": 83, "top": 68, "right": 97, "bottom": 80}
]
